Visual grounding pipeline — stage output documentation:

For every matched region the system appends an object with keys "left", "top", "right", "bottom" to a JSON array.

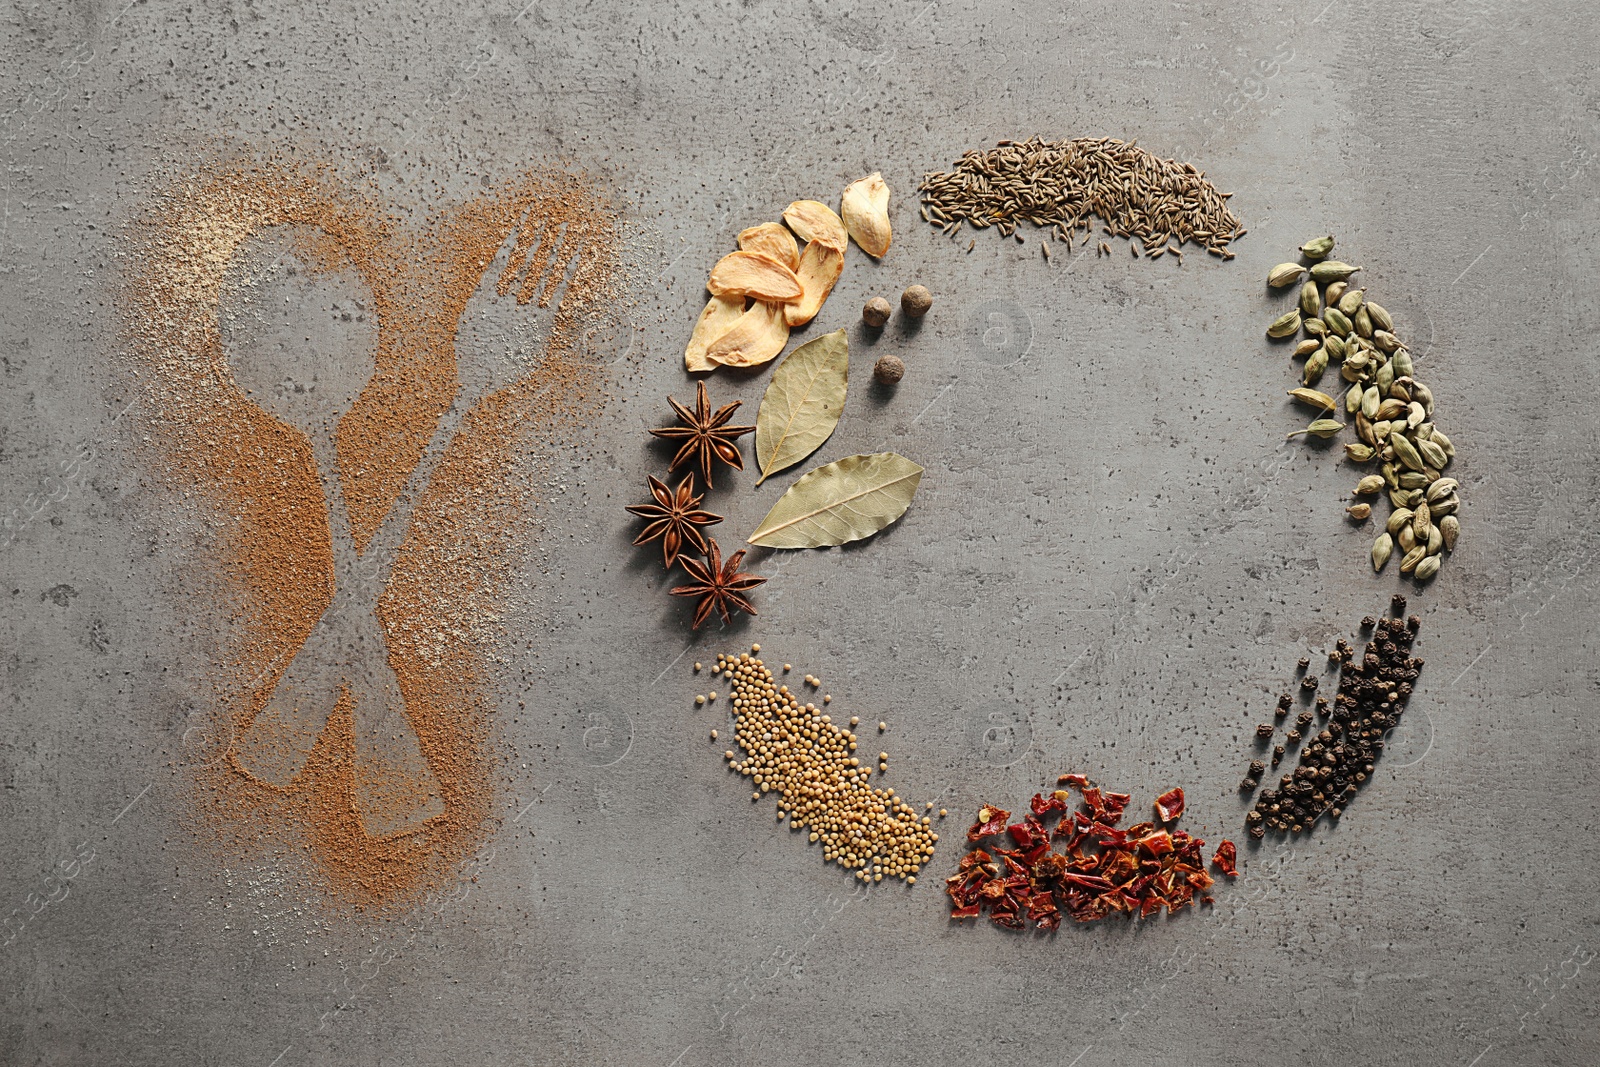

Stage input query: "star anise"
[
  {"left": 670, "top": 538, "right": 768, "bottom": 629},
  {"left": 649, "top": 380, "right": 755, "bottom": 489},
  {"left": 625, "top": 473, "right": 722, "bottom": 568}
]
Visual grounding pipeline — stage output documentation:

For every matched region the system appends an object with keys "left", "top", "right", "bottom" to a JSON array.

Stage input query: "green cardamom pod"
[
  {"left": 1353, "top": 305, "right": 1374, "bottom": 339},
  {"left": 1427, "top": 478, "right": 1459, "bottom": 503},
  {"left": 1388, "top": 488, "right": 1412, "bottom": 509},
  {"left": 1299, "top": 280, "right": 1322, "bottom": 318},
  {"left": 1398, "top": 525, "right": 1416, "bottom": 552},
  {"left": 1387, "top": 508, "right": 1413, "bottom": 536},
  {"left": 1381, "top": 461, "right": 1398, "bottom": 489},
  {"left": 1372, "top": 531, "right": 1394, "bottom": 571},
  {"left": 1412, "top": 500, "right": 1432, "bottom": 537},
  {"left": 1366, "top": 300, "right": 1394, "bottom": 332},
  {"left": 1268, "top": 310, "right": 1302, "bottom": 338},
  {"left": 1303, "top": 317, "right": 1328, "bottom": 338},
  {"left": 1347, "top": 503, "right": 1372, "bottom": 520},
  {"left": 1374, "top": 420, "right": 1393, "bottom": 442},
  {"left": 1414, "top": 554, "right": 1441, "bottom": 581},
  {"left": 1430, "top": 428, "right": 1454, "bottom": 457},
  {"left": 1373, "top": 329, "right": 1401, "bottom": 352},
  {"left": 1440, "top": 514, "right": 1459, "bottom": 551},
  {"left": 1303, "top": 348, "right": 1329, "bottom": 385},
  {"left": 1310, "top": 260, "right": 1362, "bottom": 283},
  {"left": 1286, "top": 418, "right": 1345, "bottom": 440},
  {"left": 1409, "top": 379, "right": 1431, "bottom": 411},
  {"left": 1344, "top": 442, "right": 1375, "bottom": 462},
  {"left": 1323, "top": 307, "right": 1353, "bottom": 336},
  {"left": 1391, "top": 349, "right": 1414, "bottom": 378},
  {"left": 1356, "top": 474, "right": 1385, "bottom": 495},
  {"left": 1360, "top": 386, "right": 1380, "bottom": 420},
  {"left": 1345, "top": 384, "right": 1364, "bottom": 414},
  {"left": 1338, "top": 288, "right": 1365, "bottom": 315},
  {"left": 1417, "top": 437, "right": 1449, "bottom": 469},
  {"left": 1407, "top": 401, "right": 1427, "bottom": 428},
  {"left": 1430, "top": 494, "right": 1460, "bottom": 516},
  {"left": 1300, "top": 235, "right": 1335, "bottom": 260},
  {"left": 1324, "top": 281, "right": 1349, "bottom": 306},
  {"left": 1374, "top": 398, "right": 1407, "bottom": 421},
  {"left": 1426, "top": 524, "right": 1443, "bottom": 555},
  {"left": 1293, "top": 339, "right": 1322, "bottom": 358},
  {"left": 1287, "top": 387, "right": 1336, "bottom": 410},
  {"left": 1324, "top": 334, "right": 1347, "bottom": 361},
  {"left": 1269, "top": 262, "right": 1307, "bottom": 287},
  {"left": 1389, "top": 382, "right": 1413, "bottom": 404},
  {"left": 1376, "top": 360, "right": 1395, "bottom": 394},
  {"left": 1400, "top": 545, "right": 1427, "bottom": 574},
  {"left": 1391, "top": 432, "right": 1425, "bottom": 472},
  {"left": 1398, "top": 471, "right": 1432, "bottom": 489}
]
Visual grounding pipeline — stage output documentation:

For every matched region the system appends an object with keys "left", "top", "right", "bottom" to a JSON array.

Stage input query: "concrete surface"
[{"left": 3, "top": 0, "right": 1599, "bottom": 1064}]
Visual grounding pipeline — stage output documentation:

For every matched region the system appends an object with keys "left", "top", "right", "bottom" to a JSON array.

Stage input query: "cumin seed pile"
[{"left": 918, "top": 136, "right": 1246, "bottom": 260}]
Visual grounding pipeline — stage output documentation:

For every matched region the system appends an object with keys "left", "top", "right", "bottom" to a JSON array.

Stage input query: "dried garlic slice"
[
  {"left": 784, "top": 241, "right": 844, "bottom": 328},
  {"left": 685, "top": 294, "right": 747, "bottom": 372},
  {"left": 782, "top": 200, "right": 847, "bottom": 249},
  {"left": 707, "top": 300, "right": 790, "bottom": 368},
  {"left": 841, "top": 173, "right": 891, "bottom": 257},
  {"left": 737, "top": 223, "right": 800, "bottom": 271},
  {"left": 707, "top": 251, "right": 803, "bottom": 303}
]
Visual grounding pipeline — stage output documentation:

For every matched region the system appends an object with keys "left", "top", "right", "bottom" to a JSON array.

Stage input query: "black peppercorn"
[
  {"left": 1391, "top": 594, "right": 1406, "bottom": 614},
  {"left": 1256, "top": 723, "right": 1275, "bottom": 739},
  {"left": 1297, "top": 657, "right": 1310, "bottom": 672}
]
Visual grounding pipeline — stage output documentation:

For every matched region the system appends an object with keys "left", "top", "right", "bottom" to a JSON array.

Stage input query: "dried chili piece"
[
  {"left": 1212, "top": 840, "right": 1239, "bottom": 877},
  {"left": 966, "top": 803, "right": 1011, "bottom": 842},
  {"left": 1153, "top": 786, "right": 1185, "bottom": 822},
  {"left": 1030, "top": 790, "right": 1068, "bottom": 816}
]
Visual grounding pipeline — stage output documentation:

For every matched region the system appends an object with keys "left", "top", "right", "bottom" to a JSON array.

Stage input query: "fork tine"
[
  {"left": 498, "top": 210, "right": 550, "bottom": 299},
  {"left": 516, "top": 218, "right": 568, "bottom": 305},
  {"left": 538, "top": 236, "right": 586, "bottom": 309}
]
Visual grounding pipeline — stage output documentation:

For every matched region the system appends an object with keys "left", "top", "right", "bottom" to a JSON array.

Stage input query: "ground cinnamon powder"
[{"left": 121, "top": 155, "right": 624, "bottom": 911}]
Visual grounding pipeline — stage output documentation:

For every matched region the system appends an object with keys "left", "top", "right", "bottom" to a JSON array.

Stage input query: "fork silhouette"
[{"left": 231, "top": 207, "right": 587, "bottom": 838}]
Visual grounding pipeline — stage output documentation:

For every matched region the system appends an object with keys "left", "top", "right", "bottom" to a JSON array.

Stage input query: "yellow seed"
[
  {"left": 878, "top": 722, "right": 887, "bottom": 732},
  {"left": 710, "top": 730, "right": 718, "bottom": 739},
  {"left": 696, "top": 695, "right": 706, "bottom": 705},
  {"left": 694, "top": 662, "right": 702, "bottom": 672}
]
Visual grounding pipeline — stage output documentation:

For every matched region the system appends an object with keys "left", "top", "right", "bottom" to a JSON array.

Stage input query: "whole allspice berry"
[
  {"left": 862, "top": 297, "right": 892, "bottom": 328},
  {"left": 873, "top": 355, "right": 905, "bottom": 385},
  {"left": 900, "top": 285, "right": 932, "bottom": 318}
]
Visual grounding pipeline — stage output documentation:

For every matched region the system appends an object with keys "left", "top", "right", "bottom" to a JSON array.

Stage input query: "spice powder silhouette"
[{"left": 122, "top": 158, "right": 624, "bottom": 908}]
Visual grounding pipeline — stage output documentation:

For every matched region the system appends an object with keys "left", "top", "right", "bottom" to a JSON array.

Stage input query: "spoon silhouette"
[{"left": 220, "top": 232, "right": 444, "bottom": 838}]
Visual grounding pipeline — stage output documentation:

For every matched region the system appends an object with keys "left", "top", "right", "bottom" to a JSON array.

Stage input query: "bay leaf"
[
  {"left": 748, "top": 452, "right": 923, "bottom": 549},
  {"left": 755, "top": 329, "right": 849, "bottom": 485}
]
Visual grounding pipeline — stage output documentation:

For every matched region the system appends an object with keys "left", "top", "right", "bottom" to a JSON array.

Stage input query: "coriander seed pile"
[{"left": 701, "top": 647, "right": 938, "bottom": 884}]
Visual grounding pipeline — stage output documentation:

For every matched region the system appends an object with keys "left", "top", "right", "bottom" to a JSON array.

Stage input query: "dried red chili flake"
[
  {"left": 1154, "top": 786, "right": 1185, "bottom": 822},
  {"left": 966, "top": 803, "right": 1011, "bottom": 842},
  {"left": 1212, "top": 840, "right": 1239, "bottom": 878},
  {"left": 946, "top": 774, "right": 1220, "bottom": 930},
  {"left": 1030, "top": 790, "right": 1068, "bottom": 817}
]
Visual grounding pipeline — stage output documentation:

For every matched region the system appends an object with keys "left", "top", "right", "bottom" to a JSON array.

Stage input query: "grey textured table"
[{"left": 3, "top": 1, "right": 1598, "bottom": 1064}]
